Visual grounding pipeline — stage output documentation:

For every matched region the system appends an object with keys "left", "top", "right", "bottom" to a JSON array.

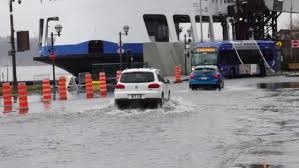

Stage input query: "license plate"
[
  {"left": 130, "top": 94, "right": 142, "bottom": 99},
  {"left": 200, "top": 77, "right": 208, "bottom": 80}
]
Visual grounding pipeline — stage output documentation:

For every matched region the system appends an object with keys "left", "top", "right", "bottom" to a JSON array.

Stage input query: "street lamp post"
[
  {"left": 9, "top": 0, "right": 22, "bottom": 96},
  {"left": 184, "top": 29, "right": 192, "bottom": 75},
  {"left": 50, "top": 24, "right": 63, "bottom": 100},
  {"left": 119, "top": 25, "right": 129, "bottom": 70}
]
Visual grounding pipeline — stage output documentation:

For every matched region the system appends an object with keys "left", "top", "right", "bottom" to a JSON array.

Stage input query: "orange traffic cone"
[
  {"left": 18, "top": 82, "right": 29, "bottom": 114},
  {"left": 85, "top": 73, "right": 94, "bottom": 99},
  {"left": 58, "top": 76, "right": 67, "bottom": 100},
  {"left": 2, "top": 82, "right": 12, "bottom": 113},
  {"left": 42, "top": 79, "right": 52, "bottom": 102},
  {"left": 175, "top": 65, "right": 182, "bottom": 83},
  {"left": 99, "top": 72, "right": 107, "bottom": 97}
]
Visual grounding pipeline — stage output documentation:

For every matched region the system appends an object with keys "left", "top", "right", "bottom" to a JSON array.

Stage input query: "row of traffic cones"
[
  {"left": 42, "top": 77, "right": 68, "bottom": 102},
  {"left": 2, "top": 82, "right": 29, "bottom": 114},
  {"left": 84, "top": 72, "right": 108, "bottom": 99},
  {"left": 2, "top": 68, "right": 182, "bottom": 113},
  {"left": 41, "top": 72, "right": 113, "bottom": 101},
  {"left": 1, "top": 76, "right": 71, "bottom": 113}
]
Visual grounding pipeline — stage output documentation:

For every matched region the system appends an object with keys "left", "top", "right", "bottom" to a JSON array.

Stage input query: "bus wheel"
[{"left": 230, "top": 68, "right": 236, "bottom": 78}]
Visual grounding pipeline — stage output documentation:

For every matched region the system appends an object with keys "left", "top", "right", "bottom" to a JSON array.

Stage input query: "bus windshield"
[{"left": 192, "top": 52, "right": 217, "bottom": 66}]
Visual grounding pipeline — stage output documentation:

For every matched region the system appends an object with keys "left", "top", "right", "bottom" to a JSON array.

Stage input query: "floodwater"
[
  {"left": 258, "top": 82, "right": 299, "bottom": 90},
  {"left": 0, "top": 76, "right": 298, "bottom": 168},
  {"left": 0, "top": 65, "right": 69, "bottom": 82}
]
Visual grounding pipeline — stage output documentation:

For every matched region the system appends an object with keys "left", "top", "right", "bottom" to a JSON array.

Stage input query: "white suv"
[{"left": 114, "top": 68, "right": 171, "bottom": 108}]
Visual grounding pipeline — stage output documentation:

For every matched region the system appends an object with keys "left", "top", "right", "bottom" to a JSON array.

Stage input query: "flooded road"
[{"left": 0, "top": 76, "right": 298, "bottom": 168}]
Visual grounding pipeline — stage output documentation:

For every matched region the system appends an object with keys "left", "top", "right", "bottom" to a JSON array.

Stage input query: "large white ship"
[{"left": 34, "top": 0, "right": 298, "bottom": 76}]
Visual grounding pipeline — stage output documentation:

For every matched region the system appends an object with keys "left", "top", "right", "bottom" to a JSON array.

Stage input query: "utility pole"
[
  {"left": 290, "top": 0, "right": 296, "bottom": 74},
  {"left": 184, "top": 34, "right": 187, "bottom": 75},
  {"left": 290, "top": 0, "right": 293, "bottom": 60},
  {"left": 199, "top": 0, "right": 203, "bottom": 42},
  {"left": 119, "top": 32, "right": 123, "bottom": 70},
  {"left": 118, "top": 25, "right": 129, "bottom": 70},
  {"left": 50, "top": 32, "right": 57, "bottom": 100},
  {"left": 9, "top": 0, "right": 18, "bottom": 94}
]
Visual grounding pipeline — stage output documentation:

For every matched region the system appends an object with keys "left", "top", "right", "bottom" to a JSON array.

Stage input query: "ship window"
[
  {"left": 173, "top": 15, "right": 191, "bottom": 41},
  {"left": 88, "top": 40, "right": 103, "bottom": 54},
  {"left": 195, "top": 15, "right": 225, "bottom": 41},
  {"left": 143, "top": 14, "right": 169, "bottom": 42},
  {"left": 38, "top": 19, "right": 44, "bottom": 47},
  {"left": 213, "top": 16, "right": 224, "bottom": 41},
  {"left": 195, "top": 15, "right": 210, "bottom": 23},
  {"left": 195, "top": 15, "right": 210, "bottom": 41}
]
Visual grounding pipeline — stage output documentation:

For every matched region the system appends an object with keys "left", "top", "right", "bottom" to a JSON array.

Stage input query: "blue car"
[{"left": 189, "top": 65, "right": 224, "bottom": 90}]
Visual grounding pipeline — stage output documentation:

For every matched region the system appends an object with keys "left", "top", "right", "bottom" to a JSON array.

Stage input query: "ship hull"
[{"left": 34, "top": 53, "right": 143, "bottom": 78}]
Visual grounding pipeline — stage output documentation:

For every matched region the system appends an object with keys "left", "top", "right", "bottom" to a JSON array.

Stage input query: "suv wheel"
[
  {"left": 158, "top": 94, "right": 164, "bottom": 108},
  {"left": 115, "top": 100, "right": 126, "bottom": 109},
  {"left": 230, "top": 68, "right": 235, "bottom": 79}
]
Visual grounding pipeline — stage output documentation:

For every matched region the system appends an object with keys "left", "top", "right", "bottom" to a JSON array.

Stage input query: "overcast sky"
[{"left": 0, "top": 0, "right": 297, "bottom": 38}]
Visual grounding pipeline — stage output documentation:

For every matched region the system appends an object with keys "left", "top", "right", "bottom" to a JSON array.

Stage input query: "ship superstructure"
[{"left": 34, "top": 0, "right": 299, "bottom": 76}]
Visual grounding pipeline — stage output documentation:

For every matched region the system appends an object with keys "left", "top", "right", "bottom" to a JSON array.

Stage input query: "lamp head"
[
  {"left": 55, "top": 24, "right": 63, "bottom": 37},
  {"left": 47, "top": 17, "right": 59, "bottom": 22},
  {"left": 123, "top": 25, "right": 129, "bottom": 36},
  {"left": 187, "top": 28, "right": 192, "bottom": 37}
]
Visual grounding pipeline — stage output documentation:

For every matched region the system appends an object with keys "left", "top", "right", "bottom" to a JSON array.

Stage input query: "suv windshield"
[{"left": 120, "top": 72, "right": 155, "bottom": 83}]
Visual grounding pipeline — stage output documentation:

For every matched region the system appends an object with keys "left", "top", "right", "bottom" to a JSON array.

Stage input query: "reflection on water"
[
  {"left": 258, "top": 82, "right": 299, "bottom": 90},
  {"left": 234, "top": 163, "right": 284, "bottom": 168}
]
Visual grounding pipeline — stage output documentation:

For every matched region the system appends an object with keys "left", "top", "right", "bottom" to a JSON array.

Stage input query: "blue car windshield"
[{"left": 192, "top": 52, "right": 217, "bottom": 66}]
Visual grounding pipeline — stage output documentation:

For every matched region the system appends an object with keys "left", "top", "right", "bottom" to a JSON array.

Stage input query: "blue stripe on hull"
[{"left": 40, "top": 40, "right": 143, "bottom": 57}]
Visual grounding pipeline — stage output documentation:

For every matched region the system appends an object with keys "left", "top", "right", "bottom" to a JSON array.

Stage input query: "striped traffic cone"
[
  {"left": 175, "top": 65, "right": 182, "bottom": 83},
  {"left": 85, "top": 73, "right": 94, "bottom": 99},
  {"left": 58, "top": 76, "right": 67, "bottom": 100},
  {"left": 99, "top": 72, "right": 107, "bottom": 97},
  {"left": 2, "top": 82, "right": 12, "bottom": 113},
  {"left": 42, "top": 79, "right": 52, "bottom": 102},
  {"left": 18, "top": 82, "right": 29, "bottom": 114}
]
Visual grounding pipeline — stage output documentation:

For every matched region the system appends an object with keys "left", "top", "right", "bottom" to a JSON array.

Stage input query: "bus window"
[
  {"left": 219, "top": 50, "right": 240, "bottom": 65},
  {"left": 262, "top": 49, "right": 273, "bottom": 62},
  {"left": 192, "top": 52, "right": 217, "bottom": 66},
  {"left": 238, "top": 50, "right": 260, "bottom": 64},
  {"left": 219, "top": 49, "right": 275, "bottom": 65}
]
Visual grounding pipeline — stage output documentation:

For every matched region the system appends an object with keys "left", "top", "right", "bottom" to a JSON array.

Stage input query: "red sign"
[
  {"left": 292, "top": 40, "right": 299, "bottom": 48},
  {"left": 49, "top": 53, "right": 56, "bottom": 61}
]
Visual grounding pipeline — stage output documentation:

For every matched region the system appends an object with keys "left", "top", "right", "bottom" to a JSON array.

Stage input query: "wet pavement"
[
  {"left": 258, "top": 82, "right": 299, "bottom": 90},
  {"left": 0, "top": 76, "right": 298, "bottom": 168}
]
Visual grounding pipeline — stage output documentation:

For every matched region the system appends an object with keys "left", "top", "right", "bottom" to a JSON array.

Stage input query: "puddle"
[{"left": 258, "top": 82, "right": 299, "bottom": 90}]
